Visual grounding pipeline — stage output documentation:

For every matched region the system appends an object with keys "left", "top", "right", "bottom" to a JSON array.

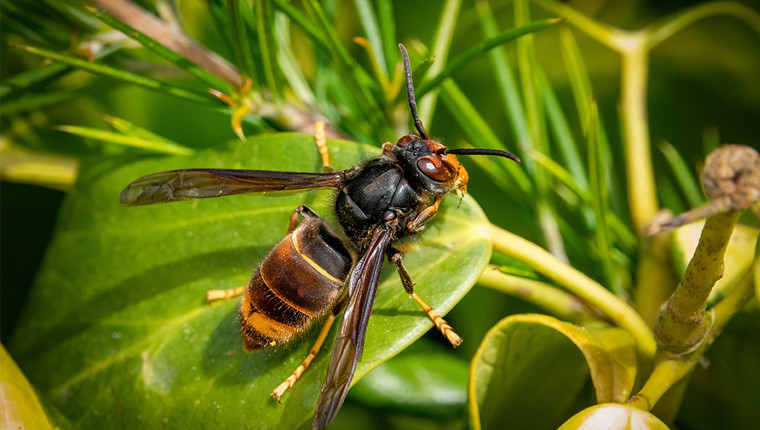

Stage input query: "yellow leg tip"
[
  {"left": 205, "top": 286, "right": 245, "bottom": 303},
  {"left": 271, "top": 384, "right": 288, "bottom": 402},
  {"left": 446, "top": 330, "right": 463, "bottom": 348},
  {"left": 205, "top": 290, "right": 225, "bottom": 303}
]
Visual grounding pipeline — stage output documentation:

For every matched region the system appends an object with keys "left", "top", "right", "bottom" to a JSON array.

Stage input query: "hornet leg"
[
  {"left": 208, "top": 205, "right": 320, "bottom": 303},
  {"left": 389, "top": 249, "right": 462, "bottom": 347},
  {"left": 314, "top": 121, "right": 334, "bottom": 172},
  {"left": 271, "top": 297, "right": 346, "bottom": 400}
]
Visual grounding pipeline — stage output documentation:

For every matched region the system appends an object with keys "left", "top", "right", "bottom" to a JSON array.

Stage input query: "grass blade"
[
  {"left": 527, "top": 149, "right": 590, "bottom": 202},
  {"left": 102, "top": 115, "right": 188, "bottom": 149},
  {"left": 515, "top": 0, "right": 566, "bottom": 261},
  {"left": 273, "top": 13, "right": 316, "bottom": 106},
  {"left": 301, "top": 0, "right": 389, "bottom": 139},
  {"left": 376, "top": 0, "right": 397, "bottom": 78},
  {"left": 0, "top": 90, "right": 79, "bottom": 116},
  {"left": 271, "top": 0, "right": 327, "bottom": 48},
  {"left": 438, "top": 79, "right": 533, "bottom": 197},
  {"left": 0, "top": 141, "right": 78, "bottom": 190},
  {"left": 1, "top": 34, "right": 125, "bottom": 100},
  {"left": 256, "top": 0, "right": 283, "bottom": 101},
  {"left": 0, "top": 63, "right": 70, "bottom": 100},
  {"left": 417, "top": 18, "right": 561, "bottom": 97},
  {"left": 15, "top": 44, "right": 213, "bottom": 104},
  {"left": 353, "top": 0, "right": 388, "bottom": 78},
  {"left": 90, "top": 1, "right": 240, "bottom": 93},
  {"left": 54, "top": 124, "right": 194, "bottom": 155},
  {"left": 587, "top": 99, "right": 619, "bottom": 292},
  {"left": 555, "top": 32, "right": 631, "bottom": 247},
  {"left": 419, "top": 0, "right": 462, "bottom": 127},
  {"left": 474, "top": 0, "right": 530, "bottom": 147},
  {"left": 559, "top": 25, "right": 593, "bottom": 133},
  {"left": 538, "top": 70, "right": 588, "bottom": 190},
  {"left": 658, "top": 141, "right": 705, "bottom": 208},
  {"left": 227, "top": 0, "right": 258, "bottom": 85}
]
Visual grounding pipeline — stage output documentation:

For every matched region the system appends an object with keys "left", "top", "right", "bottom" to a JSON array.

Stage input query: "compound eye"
[{"left": 417, "top": 156, "right": 456, "bottom": 182}]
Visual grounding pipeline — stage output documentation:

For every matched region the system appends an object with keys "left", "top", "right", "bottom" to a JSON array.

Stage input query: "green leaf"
[
  {"left": 0, "top": 344, "right": 56, "bottom": 430},
  {"left": 349, "top": 338, "right": 468, "bottom": 419},
  {"left": 9, "top": 133, "right": 491, "bottom": 428},
  {"left": 469, "top": 314, "right": 638, "bottom": 430}
]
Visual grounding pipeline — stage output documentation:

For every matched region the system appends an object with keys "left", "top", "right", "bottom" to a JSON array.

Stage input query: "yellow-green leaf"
[
  {"left": 1, "top": 344, "right": 55, "bottom": 430},
  {"left": 469, "top": 314, "right": 637, "bottom": 430}
]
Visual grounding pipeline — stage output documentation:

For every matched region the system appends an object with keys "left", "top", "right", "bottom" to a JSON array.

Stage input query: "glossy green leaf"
[
  {"left": 9, "top": 133, "right": 491, "bottom": 429},
  {"left": 349, "top": 338, "right": 468, "bottom": 419},
  {"left": 469, "top": 314, "right": 637, "bottom": 430},
  {"left": 1, "top": 344, "right": 56, "bottom": 430}
]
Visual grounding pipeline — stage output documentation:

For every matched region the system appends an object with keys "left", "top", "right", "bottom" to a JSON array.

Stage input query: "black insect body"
[{"left": 120, "top": 44, "right": 520, "bottom": 429}]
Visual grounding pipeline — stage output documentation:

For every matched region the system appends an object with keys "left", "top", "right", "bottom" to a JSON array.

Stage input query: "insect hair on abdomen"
[{"left": 240, "top": 217, "right": 353, "bottom": 351}]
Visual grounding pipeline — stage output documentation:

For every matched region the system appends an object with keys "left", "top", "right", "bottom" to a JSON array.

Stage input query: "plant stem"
[
  {"left": 632, "top": 237, "right": 756, "bottom": 413},
  {"left": 618, "top": 33, "right": 657, "bottom": 235},
  {"left": 646, "top": 2, "right": 760, "bottom": 49},
  {"left": 628, "top": 359, "right": 695, "bottom": 411},
  {"left": 654, "top": 211, "right": 741, "bottom": 353},
  {"left": 478, "top": 266, "right": 600, "bottom": 324},
  {"left": 490, "top": 224, "right": 656, "bottom": 358}
]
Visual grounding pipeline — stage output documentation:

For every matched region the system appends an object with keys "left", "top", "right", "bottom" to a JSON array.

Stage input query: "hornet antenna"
[{"left": 398, "top": 44, "right": 428, "bottom": 139}]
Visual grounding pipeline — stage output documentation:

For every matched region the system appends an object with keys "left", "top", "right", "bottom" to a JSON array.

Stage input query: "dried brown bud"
[
  {"left": 701, "top": 144, "right": 760, "bottom": 211},
  {"left": 648, "top": 144, "right": 760, "bottom": 235}
]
